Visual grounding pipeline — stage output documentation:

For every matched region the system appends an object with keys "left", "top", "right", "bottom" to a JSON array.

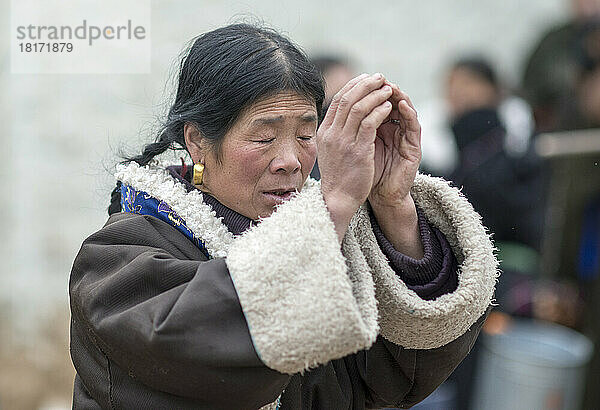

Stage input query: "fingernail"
[
  {"left": 383, "top": 85, "right": 392, "bottom": 92},
  {"left": 373, "top": 73, "right": 383, "bottom": 79}
]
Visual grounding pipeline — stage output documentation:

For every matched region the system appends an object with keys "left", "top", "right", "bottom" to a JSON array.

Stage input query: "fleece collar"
[{"left": 116, "top": 162, "right": 235, "bottom": 258}]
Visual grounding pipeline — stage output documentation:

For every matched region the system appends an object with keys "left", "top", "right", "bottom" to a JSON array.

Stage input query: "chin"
[{"left": 256, "top": 207, "right": 276, "bottom": 220}]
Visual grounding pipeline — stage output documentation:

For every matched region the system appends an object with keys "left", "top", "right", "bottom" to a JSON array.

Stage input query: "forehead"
[{"left": 238, "top": 92, "right": 318, "bottom": 126}]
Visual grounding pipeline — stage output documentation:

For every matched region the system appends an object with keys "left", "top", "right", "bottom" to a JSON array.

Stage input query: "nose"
[{"left": 269, "top": 140, "right": 301, "bottom": 174}]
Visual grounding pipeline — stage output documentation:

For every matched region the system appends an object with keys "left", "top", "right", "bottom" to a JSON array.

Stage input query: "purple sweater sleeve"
[{"left": 369, "top": 207, "right": 458, "bottom": 300}]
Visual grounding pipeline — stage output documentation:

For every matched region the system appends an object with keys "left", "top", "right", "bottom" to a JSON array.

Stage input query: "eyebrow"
[{"left": 252, "top": 113, "right": 318, "bottom": 125}]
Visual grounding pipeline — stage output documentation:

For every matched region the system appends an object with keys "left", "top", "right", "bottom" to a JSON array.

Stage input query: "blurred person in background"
[
  {"left": 440, "top": 56, "right": 555, "bottom": 410},
  {"left": 69, "top": 24, "right": 497, "bottom": 409},
  {"left": 419, "top": 57, "right": 535, "bottom": 178},
  {"left": 521, "top": 19, "right": 600, "bottom": 331},
  {"left": 446, "top": 57, "right": 546, "bottom": 256},
  {"left": 521, "top": 0, "right": 600, "bottom": 132},
  {"left": 548, "top": 21, "right": 600, "bottom": 408},
  {"left": 556, "top": 19, "right": 600, "bottom": 130}
]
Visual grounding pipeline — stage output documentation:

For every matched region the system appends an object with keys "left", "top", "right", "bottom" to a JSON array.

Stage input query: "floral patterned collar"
[{"left": 120, "top": 183, "right": 210, "bottom": 257}]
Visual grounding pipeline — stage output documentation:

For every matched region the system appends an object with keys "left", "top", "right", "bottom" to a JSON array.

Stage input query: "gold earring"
[{"left": 192, "top": 162, "right": 204, "bottom": 186}]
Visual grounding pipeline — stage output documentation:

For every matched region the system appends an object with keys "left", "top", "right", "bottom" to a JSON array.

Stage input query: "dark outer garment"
[
  {"left": 449, "top": 108, "right": 546, "bottom": 251},
  {"left": 70, "top": 168, "right": 487, "bottom": 409}
]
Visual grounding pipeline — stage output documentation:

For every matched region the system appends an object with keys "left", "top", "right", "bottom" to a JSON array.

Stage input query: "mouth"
[{"left": 262, "top": 188, "right": 298, "bottom": 204}]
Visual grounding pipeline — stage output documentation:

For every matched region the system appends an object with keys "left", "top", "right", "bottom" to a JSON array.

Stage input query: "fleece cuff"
[
  {"left": 345, "top": 173, "right": 498, "bottom": 349},
  {"left": 226, "top": 180, "right": 379, "bottom": 374}
]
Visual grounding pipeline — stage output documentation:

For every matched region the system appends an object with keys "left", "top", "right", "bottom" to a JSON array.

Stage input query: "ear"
[{"left": 184, "top": 123, "right": 204, "bottom": 163}]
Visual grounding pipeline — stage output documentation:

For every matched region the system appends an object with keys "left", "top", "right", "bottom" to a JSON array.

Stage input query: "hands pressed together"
[{"left": 317, "top": 73, "right": 423, "bottom": 257}]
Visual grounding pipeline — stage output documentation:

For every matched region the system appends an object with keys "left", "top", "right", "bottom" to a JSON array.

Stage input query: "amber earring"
[{"left": 192, "top": 162, "right": 204, "bottom": 186}]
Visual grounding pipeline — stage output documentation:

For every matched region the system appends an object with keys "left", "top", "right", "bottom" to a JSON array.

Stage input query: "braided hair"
[{"left": 109, "top": 23, "right": 325, "bottom": 215}]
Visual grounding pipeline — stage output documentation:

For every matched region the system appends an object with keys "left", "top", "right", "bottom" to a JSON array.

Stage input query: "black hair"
[
  {"left": 108, "top": 23, "right": 325, "bottom": 215},
  {"left": 451, "top": 56, "right": 499, "bottom": 89}
]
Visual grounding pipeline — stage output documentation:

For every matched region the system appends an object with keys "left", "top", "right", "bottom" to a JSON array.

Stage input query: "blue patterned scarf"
[{"left": 120, "top": 184, "right": 210, "bottom": 258}]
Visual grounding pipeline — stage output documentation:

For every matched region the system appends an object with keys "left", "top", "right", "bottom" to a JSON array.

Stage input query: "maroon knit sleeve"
[{"left": 369, "top": 207, "right": 458, "bottom": 300}]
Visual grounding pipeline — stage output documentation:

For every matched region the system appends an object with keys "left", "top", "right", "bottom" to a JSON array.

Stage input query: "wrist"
[
  {"left": 368, "top": 193, "right": 415, "bottom": 215},
  {"left": 368, "top": 194, "right": 423, "bottom": 259},
  {"left": 322, "top": 190, "right": 360, "bottom": 243}
]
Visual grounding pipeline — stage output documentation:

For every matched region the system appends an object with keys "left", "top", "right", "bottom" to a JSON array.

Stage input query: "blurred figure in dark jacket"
[
  {"left": 419, "top": 59, "right": 535, "bottom": 178},
  {"left": 444, "top": 57, "right": 548, "bottom": 410},
  {"left": 448, "top": 57, "right": 546, "bottom": 255}
]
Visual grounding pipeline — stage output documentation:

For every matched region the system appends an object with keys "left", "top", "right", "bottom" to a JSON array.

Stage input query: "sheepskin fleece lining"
[
  {"left": 227, "top": 179, "right": 381, "bottom": 374},
  {"left": 349, "top": 173, "right": 499, "bottom": 349},
  {"left": 115, "top": 162, "right": 497, "bottom": 372},
  {"left": 115, "top": 162, "right": 234, "bottom": 257}
]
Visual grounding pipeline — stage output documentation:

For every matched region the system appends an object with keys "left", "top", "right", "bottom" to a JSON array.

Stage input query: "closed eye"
[
  {"left": 297, "top": 136, "right": 314, "bottom": 141},
  {"left": 252, "top": 138, "right": 275, "bottom": 143}
]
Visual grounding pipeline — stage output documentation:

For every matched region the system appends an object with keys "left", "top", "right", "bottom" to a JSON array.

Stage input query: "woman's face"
[{"left": 187, "top": 92, "right": 318, "bottom": 220}]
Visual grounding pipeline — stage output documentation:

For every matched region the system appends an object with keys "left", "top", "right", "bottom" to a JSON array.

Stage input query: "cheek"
[
  {"left": 223, "top": 147, "right": 267, "bottom": 186},
  {"left": 301, "top": 143, "right": 317, "bottom": 172}
]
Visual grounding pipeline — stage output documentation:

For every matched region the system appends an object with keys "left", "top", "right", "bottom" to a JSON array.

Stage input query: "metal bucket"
[{"left": 471, "top": 318, "right": 594, "bottom": 410}]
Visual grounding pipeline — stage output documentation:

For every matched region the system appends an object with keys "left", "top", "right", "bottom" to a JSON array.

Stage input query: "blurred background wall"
[{"left": 0, "top": 0, "right": 576, "bottom": 408}]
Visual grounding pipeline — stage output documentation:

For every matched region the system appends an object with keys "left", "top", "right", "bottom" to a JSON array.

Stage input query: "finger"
[
  {"left": 343, "top": 85, "right": 393, "bottom": 134},
  {"left": 384, "top": 81, "right": 403, "bottom": 106},
  {"left": 397, "top": 89, "right": 417, "bottom": 113},
  {"left": 356, "top": 100, "right": 393, "bottom": 144},
  {"left": 384, "top": 81, "right": 417, "bottom": 113},
  {"left": 398, "top": 100, "right": 420, "bottom": 132},
  {"left": 321, "top": 73, "right": 369, "bottom": 128},
  {"left": 381, "top": 81, "right": 403, "bottom": 123},
  {"left": 398, "top": 100, "right": 422, "bottom": 147},
  {"left": 331, "top": 73, "right": 387, "bottom": 130}
]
